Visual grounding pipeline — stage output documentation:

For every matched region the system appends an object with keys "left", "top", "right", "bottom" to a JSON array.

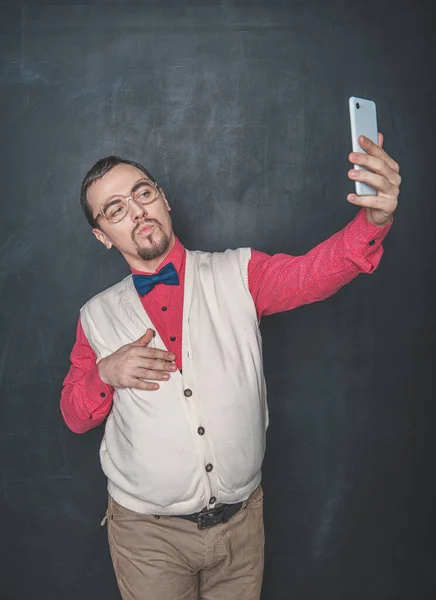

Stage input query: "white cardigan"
[{"left": 80, "top": 248, "right": 268, "bottom": 515}]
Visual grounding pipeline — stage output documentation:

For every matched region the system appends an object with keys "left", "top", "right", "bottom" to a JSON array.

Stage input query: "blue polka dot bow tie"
[{"left": 132, "top": 263, "right": 179, "bottom": 296}]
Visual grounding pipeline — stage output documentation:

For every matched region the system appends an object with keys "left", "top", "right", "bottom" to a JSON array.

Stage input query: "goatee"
[{"left": 133, "top": 222, "right": 171, "bottom": 261}]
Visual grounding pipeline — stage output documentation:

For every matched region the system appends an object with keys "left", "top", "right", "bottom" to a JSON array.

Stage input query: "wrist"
[
  {"left": 365, "top": 209, "right": 393, "bottom": 228},
  {"left": 97, "top": 358, "right": 110, "bottom": 385}
]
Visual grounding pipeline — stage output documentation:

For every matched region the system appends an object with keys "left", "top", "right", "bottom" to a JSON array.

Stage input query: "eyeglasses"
[{"left": 95, "top": 179, "right": 160, "bottom": 224}]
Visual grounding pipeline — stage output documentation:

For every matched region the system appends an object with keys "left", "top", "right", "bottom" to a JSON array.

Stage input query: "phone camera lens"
[{"left": 356, "top": 103, "right": 360, "bottom": 109}]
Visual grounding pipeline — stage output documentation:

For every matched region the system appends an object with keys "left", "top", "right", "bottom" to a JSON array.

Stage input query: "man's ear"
[
  {"left": 92, "top": 227, "right": 113, "bottom": 249},
  {"left": 160, "top": 188, "right": 171, "bottom": 212}
]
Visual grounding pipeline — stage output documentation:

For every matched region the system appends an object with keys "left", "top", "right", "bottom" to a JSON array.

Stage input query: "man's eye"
[{"left": 107, "top": 204, "right": 123, "bottom": 218}]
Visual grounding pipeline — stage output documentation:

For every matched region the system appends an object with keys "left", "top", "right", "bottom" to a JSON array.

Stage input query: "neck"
[{"left": 125, "top": 234, "right": 177, "bottom": 273}]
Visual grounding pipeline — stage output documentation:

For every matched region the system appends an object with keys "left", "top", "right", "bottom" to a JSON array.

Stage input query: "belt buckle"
[{"left": 197, "top": 505, "right": 226, "bottom": 530}]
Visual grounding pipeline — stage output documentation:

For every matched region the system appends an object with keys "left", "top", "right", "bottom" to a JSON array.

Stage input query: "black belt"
[{"left": 176, "top": 502, "right": 243, "bottom": 530}]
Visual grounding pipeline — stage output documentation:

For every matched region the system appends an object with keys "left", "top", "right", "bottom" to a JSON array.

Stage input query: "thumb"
[{"left": 132, "top": 328, "right": 155, "bottom": 347}]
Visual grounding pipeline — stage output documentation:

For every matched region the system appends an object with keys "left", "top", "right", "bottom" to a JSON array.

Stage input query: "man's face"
[{"left": 87, "top": 164, "right": 175, "bottom": 270}]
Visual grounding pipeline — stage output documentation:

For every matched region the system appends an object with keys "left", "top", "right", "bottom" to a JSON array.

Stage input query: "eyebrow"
[
  {"left": 131, "top": 179, "right": 153, "bottom": 194},
  {"left": 102, "top": 178, "right": 154, "bottom": 205},
  {"left": 102, "top": 198, "right": 124, "bottom": 211}
]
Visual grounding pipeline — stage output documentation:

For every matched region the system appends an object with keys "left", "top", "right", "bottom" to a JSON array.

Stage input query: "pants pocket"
[
  {"left": 247, "top": 484, "right": 264, "bottom": 509},
  {"left": 107, "top": 495, "right": 154, "bottom": 522}
]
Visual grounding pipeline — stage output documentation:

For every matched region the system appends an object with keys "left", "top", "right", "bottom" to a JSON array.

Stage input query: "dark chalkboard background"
[{"left": 1, "top": 0, "right": 435, "bottom": 598}]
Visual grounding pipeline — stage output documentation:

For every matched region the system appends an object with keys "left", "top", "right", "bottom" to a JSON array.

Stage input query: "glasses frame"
[{"left": 94, "top": 178, "right": 160, "bottom": 225}]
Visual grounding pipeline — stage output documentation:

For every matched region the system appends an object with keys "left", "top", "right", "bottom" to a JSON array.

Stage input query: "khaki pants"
[{"left": 106, "top": 485, "right": 265, "bottom": 600}]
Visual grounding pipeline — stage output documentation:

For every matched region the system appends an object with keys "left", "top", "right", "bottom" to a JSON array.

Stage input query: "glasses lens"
[
  {"left": 103, "top": 197, "right": 129, "bottom": 223},
  {"left": 133, "top": 182, "right": 158, "bottom": 205}
]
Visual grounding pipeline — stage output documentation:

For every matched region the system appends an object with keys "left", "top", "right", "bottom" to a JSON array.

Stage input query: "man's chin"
[
  {"left": 134, "top": 229, "right": 160, "bottom": 248},
  {"left": 135, "top": 233, "right": 170, "bottom": 261}
]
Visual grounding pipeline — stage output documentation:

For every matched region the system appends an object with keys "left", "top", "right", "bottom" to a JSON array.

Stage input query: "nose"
[{"left": 130, "top": 197, "right": 148, "bottom": 221}]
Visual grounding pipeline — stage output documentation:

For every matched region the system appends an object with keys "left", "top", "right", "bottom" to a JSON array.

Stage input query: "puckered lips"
[{"left": 133, "top": 220, "right": 161, "bottom": 239}]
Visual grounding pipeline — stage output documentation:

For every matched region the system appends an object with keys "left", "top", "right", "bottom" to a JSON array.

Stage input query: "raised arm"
[
  {"left": 249, "top": 133, "right": 400, "bottom": 318},
  {"left": 249, "top": 208, "right": 392, "bottom": 318}
]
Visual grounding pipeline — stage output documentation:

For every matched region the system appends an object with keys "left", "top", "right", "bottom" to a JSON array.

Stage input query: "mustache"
[{"left": 132, "top": 218, "right": 163, "bottom": 239}]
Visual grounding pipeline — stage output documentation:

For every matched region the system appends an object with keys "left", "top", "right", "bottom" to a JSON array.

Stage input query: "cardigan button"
[
  {"left": 100, "top": 392, "right": 106, "bottom": 398},
  {"left": 197, "top": 426, "right": 205, "bottom": 436},
  {"left": 184, "top": 389, "right": 193, "bottom": 398},
  {"left": 209, "top": 496, "right": 217, "bottom": 504},
  {"left": 161, "top": 306, "right": 167, "bottom": 311},
  {"left": 170, "top": 336, "right": 176, "bottom": 342},
  {"left": 205, "top": 463, "right": 213, "bottom": 473},
  {"left": 368, "top": 240, "right": 375, "bottom": 246}
]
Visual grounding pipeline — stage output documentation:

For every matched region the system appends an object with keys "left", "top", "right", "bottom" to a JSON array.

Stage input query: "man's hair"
[{"left": 80, "top": 156, "right": 156, "bottom": 227}]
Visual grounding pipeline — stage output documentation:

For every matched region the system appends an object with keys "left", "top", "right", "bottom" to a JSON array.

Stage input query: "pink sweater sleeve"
[
  {"left": 60, "top": 317, "right": 114, "bottom": 434},
  {"left": 248, "top": 208, "right": 393, "bottom": 318}
]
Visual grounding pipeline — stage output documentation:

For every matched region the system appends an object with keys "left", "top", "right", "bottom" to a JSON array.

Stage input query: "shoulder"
[
  {"left": 186, "top": 248, "right": 252, "bottom": 287},
  {"left": 186, "top": 247, "right": 252, "bottom": 265},
  {"left": 81, "top": 275, "right": 132, "bottom": 312}
]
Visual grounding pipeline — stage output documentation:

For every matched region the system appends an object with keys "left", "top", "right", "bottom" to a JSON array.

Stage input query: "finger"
[
  {"left": 132, "top": 328, "right": 155, "bottom": 347},
  {"left": 135, "top": 358, "right": 178, "bottom": 372},
  {"left": 359, "top": 135, "right": 400, "bottom": 173},
  {"left": 346, "top": 192, "right": 397, "bottom": 211},
  {"left": 130, "top": 347, "right": 177, "bottom": 362},
  {"left": 130, "top": 378, "right": 160, "bottom": 391},
  {"left": 348, "top": 168, "right": 395, "bottom": 194},
  {"left": 135, "top": 367, "right": 173, "bottom": 381},
  {"left": 348, "top": 154, "right": 401, "bottom": 187},
  {"left": 378, "top": 132, "right": 384, "bottom": 149}
]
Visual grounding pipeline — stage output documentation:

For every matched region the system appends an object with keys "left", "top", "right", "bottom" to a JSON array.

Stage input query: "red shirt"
[{"left": 61, "top": 208, "right": 392, "bottom": 433}]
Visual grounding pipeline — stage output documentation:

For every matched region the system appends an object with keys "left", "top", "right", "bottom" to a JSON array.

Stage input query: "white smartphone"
[{"left": 349, "top": 96, "right": 378, "bottom": 196}]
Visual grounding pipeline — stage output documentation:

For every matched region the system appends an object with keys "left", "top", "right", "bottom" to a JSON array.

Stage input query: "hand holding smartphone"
[{"left": 349, "top": 96, "right": 378, "bottom": 196}]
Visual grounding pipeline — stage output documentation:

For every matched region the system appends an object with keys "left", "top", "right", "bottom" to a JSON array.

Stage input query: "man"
[{"left": 61, "top": 134, "right": 401, "bottom": 600}]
